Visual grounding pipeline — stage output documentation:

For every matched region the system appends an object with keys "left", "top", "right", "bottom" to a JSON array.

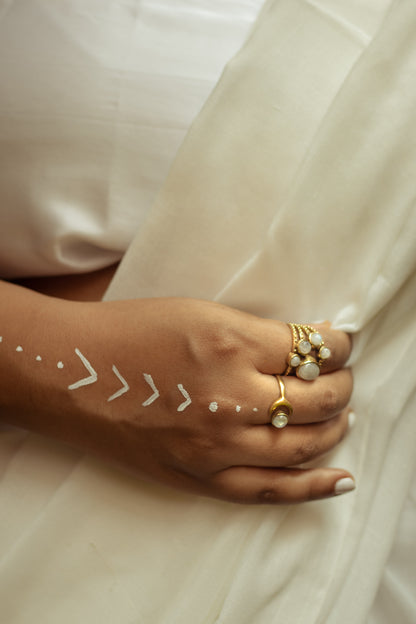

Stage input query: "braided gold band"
[
  {"left": 269, "top": 376, "right": 293, "bottom": 429},
  {"left": 284, "top": 323, "right": 331, "bottom": 381}
]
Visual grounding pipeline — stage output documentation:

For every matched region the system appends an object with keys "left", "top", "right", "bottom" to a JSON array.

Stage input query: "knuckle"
[
  {"left": 191, "top": 433, "right": 222, "bottom": 463},
  {"left": 184, "top": 324, "right": 243, "bottom": 372},
  {"left": 209, "top": 329, "right": 241, "bottom": 361},
  {"left": 320, "top": 387, "right": 340, "bottom": 416},
  {"left": 172, "top": 433, "right": 221, "bottom": 475},
  {"left": 293, "top": 439, "right": 320, "bottom": 464}
]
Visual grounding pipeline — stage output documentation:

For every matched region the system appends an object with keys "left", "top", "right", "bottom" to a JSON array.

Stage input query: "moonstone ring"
[
  {"left": 269, "top": 376, "right": 293, "bottom": 429},
  {"left": 284, "top": 323, "right": 331, "bottom": 381}
]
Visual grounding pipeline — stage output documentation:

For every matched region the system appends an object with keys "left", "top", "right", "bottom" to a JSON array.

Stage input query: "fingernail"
[
  {"left": 348, "top": 410, "right": 356, "bottom": 429},
  {"left": 334, "top": 477, "right": 356, "bottom": 496}
]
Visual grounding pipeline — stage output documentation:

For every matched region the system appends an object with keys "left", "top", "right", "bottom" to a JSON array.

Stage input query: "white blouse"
[{"left": 0, "top": 0, "right": 264, "bottom": 278}]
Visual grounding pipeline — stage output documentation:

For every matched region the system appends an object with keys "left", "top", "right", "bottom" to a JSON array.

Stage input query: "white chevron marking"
[
  {"left": 177, "top": 384, "right": 192, "bottom": 412},
  {"left": 107, "top": 365, "right": 130, "bottom": 402},
  {"left": 142, "top": 373, "right": 160, "bottom": 406},
  {"left": 68, "top": 348, "right": 98, "bottom": 390}
]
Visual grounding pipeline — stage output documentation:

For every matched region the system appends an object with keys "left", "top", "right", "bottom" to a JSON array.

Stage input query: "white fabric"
[
  {"left": 1, "top": 1, "right": 415, "bottom": 623},
  {"left": 369, "top": 478, "right": 416, "bottom": 624},
  {"left": 0, "top": 0, "right": 262, "bottom": 277}
]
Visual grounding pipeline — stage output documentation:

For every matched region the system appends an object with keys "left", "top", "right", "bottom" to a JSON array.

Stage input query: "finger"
[
  {"left": 233, "top": 409, "right": 350, "bottom": 468},
  {"left": 312, "top": 323, "right": 352, "bottom": 375},
  {"left": 249, "top": 318, "right": 352, "bottom": 376},
  {"left": 247, "top": 368, "right": 353, "bottom": 425},
  {"left": 208, "top": 466, "right": 356, "bottom": 504}
]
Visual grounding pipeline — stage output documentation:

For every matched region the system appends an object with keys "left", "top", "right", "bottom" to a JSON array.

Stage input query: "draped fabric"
[{"left": 1, "top": 1, "right": 415, "bottom": 622}]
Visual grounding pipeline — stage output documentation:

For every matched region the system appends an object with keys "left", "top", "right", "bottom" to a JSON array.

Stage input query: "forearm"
[
  {"left": 0, "top": 280, "right": 89, "bottom": 442},
  {"left": 12, "top": 263, "right": 119, "bottom": 302},
  {"left": 0, "top": 262, "right": 118, "bottom": 437}
]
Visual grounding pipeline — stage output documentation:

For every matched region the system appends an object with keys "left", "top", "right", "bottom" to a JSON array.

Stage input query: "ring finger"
[
  {"left": 233, "top": 408, "right": 350, "bottom": 468},
  {"left": 247, "top": 368, "right": 353, "bottom": 426}
]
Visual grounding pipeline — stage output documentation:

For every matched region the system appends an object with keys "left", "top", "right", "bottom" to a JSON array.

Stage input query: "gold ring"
[
  {"left": 284, "top": 323, "right": 331, "bottom": 381},
  {"left": 269, "top": 376, "right": 293, "bottom": 429}
]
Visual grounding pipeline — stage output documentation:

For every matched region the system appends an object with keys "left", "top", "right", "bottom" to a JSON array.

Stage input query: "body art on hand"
[
  {"left": 5, "top": 340, "right": 246, "bottom": 414},
  {"left": 142, "top": 373, "right": 160, "bottom": 406},
  {"left": 107, "top": 365, "right": 130, "bottom": 402},
  {"left": 68, "top": 348, "right": 98, "bottom": 390},
  {"left": 177, "top": 384, "right": 192, "bottom": 412}
]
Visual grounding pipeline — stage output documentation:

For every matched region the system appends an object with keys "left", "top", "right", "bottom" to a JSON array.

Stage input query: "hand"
[{"left": 53, "top": 297, "right": 354, "bottom": 504}]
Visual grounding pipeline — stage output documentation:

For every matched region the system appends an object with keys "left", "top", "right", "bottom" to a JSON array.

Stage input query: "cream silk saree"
[{"left": 1, "top": 1, "right": 415, "bottom": 622}]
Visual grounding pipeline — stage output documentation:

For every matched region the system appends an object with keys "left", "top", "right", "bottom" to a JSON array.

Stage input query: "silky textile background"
[{"left": 1, "top": 1, "right": 415, "bottom": 623}]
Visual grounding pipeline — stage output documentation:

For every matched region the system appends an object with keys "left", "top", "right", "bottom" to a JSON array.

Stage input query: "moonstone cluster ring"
[
  {"left": 269, "top": 376, "right": 293, "bottom": 429},
  {"left": 284, "top": 323, "right": 331, "bottom": 381}
]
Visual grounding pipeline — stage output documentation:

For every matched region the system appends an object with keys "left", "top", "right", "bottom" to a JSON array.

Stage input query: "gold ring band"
[{"left": 269, "top": 376, "right": 293, "bottom": 429}]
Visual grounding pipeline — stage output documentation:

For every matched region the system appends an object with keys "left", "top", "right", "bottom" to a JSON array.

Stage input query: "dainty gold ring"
[{"left": 269, "top": 376, "right": 293, "bottom": 429}]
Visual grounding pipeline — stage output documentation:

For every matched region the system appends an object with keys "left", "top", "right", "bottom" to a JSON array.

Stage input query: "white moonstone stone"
[
  {"left": 319, "top": 347, "right": 331, "bottom": 360},
  {"left": 297, "top": 361, "right": 320, "bottom": 380},
  {"left": 298, "top": 340, "right": 311, "bottom": 355},
  {"left": 290, "top": 354, "right": 301, "bottom": 367},
  {"left": 310, "top": 332, "right": 322, "bottom": 347},
  {"left": 271, "top": 412, "right": 288, "bottom": 429}
]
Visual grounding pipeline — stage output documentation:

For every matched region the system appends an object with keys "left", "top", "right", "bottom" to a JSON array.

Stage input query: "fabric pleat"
[{"left": 0, "top": 1, "right": 415, "bottom": 622}]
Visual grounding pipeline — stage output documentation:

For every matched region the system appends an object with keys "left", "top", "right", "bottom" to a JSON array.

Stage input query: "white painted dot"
[
  {"left": 209, "top": 402, "right": 218, "bottom": 413},
  {"left": 57, "top": 361, "right": 64, "bottom": 369},
  {"left": 236, "top": 405, "right": 241, "bottom": 413},
  {"left": 0, "top": 336, "right": 3, "bottom": 342},
  {"left": 16, "top": 346, "right": 23, "bottom": 352},
  {"left": 36, "top": 356, "right": 42, "bottom": 362},
  {"left": 253, "top": 408, "right": 258, "bottom": 412}
]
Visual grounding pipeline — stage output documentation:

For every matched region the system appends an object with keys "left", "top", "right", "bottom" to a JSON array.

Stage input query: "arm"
[
  {"left": 12, "top": 263, "right": 119, "bottom": 302},
  {"left": 0, "top": 278, "right": 355, "bottom": 504},
  {"left": 0, "top": 280, "right": 95, "bottom": 441}
]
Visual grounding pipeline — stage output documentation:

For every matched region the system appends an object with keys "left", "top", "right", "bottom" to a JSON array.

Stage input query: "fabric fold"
[
  {"left": 1, "top": 1, "right": 415, "bottom": 622},
  {"left": 103, "top": 1, "right": 415, "bottom": 622}
]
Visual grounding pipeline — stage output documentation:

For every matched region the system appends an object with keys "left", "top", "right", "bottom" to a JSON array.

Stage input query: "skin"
[{"left": 0, "top": 272, "right": 354, "bottom": 505}]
